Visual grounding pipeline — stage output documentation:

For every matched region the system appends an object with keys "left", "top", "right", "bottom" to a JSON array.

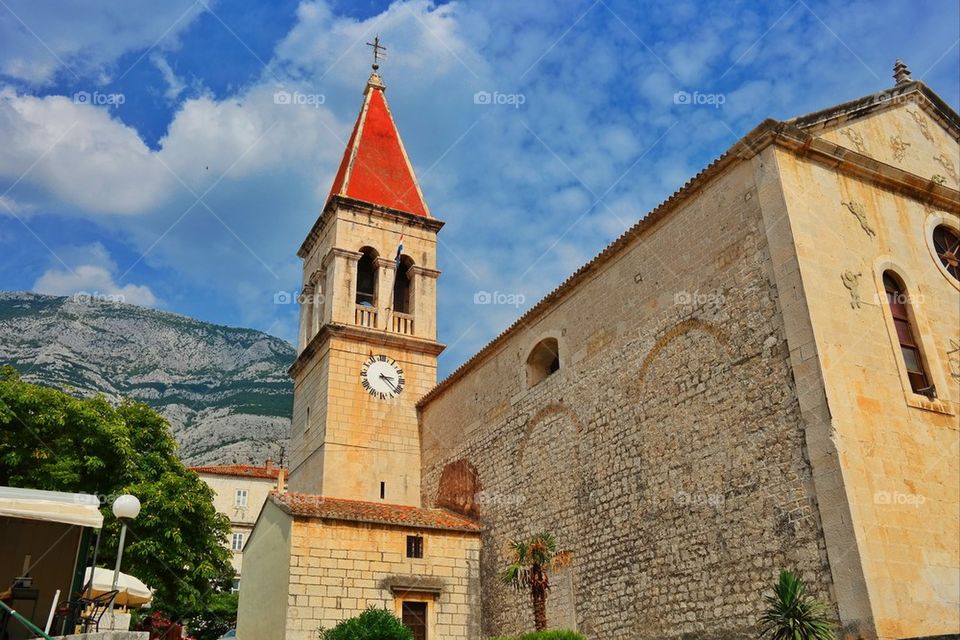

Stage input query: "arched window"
[
  {"left": 393, "top": 256, "right": 414, "bottom": 314},
  {"left": 932, "top": 225, "right": 959, "bottom": 281},
  {"left": 883, "top": 271, "right": 933, "bottom": 396},
  {"left": 526, "top": 337, "right": 560, "bottom": 388},
  {"left": 356, "top": 247, "right": 378, "bottom": 306}
]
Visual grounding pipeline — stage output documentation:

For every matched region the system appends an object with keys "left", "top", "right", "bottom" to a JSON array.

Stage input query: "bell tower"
[{"left": 287, "top": 63, "right": 444, "bottom": 506}]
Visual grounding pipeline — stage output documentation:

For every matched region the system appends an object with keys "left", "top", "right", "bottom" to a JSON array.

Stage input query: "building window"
[
  {"left": 231, "top": 532, "right": 245, "bottom": 551},
  {"left": 235, "top": 489, "right": 248, "bottom": 507},
  {"left": 883, "top": 272, "right": 934, "bottom": 397},
  {"left": 932, "top": 225, "right": 959, "bottom": 281},
  {"left": 526, "top": 337, "right": 560, "bottom": 388},
  {"left": 393, "top": 256, "right": 413, "bottom": 314},
  {"left": 356, "top": 247, "right": 379, "bottom": 306},
  {"left": 406, "top": 535, "right": 424, "bottom": 559}
]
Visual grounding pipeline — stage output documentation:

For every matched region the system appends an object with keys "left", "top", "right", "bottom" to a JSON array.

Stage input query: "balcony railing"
[
  {"left": 392, "top": 312, "right": 415, "bottom": 336},
  {"left": 355, "top": 305, "right": 377, "bottom": 328}
]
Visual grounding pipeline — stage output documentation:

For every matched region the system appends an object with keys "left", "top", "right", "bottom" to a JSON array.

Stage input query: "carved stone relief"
[
  {"left": 842, "top": 201, "right": 876, "bottom": 237},
  {"left": 841, "top": 271, "right": 863, "bottom": 309}
]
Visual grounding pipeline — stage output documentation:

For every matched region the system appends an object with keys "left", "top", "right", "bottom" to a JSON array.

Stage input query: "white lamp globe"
[{"left": 112, "top": 494, "right": 141, "bottom": 520}]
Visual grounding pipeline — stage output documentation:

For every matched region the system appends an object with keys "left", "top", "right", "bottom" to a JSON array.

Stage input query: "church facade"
[{"left": 238, "top": 62, "right": 959, "bottom": 640}]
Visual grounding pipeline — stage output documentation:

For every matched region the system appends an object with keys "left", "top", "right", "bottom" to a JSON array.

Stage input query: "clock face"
[{"left": 360, "top": 354, "right": 405, "bottom": 399}]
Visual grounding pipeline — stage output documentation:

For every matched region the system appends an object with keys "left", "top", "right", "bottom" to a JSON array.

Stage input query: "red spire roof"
[{"left": 327, "top": 73, "right": 430, "bottom": 217}]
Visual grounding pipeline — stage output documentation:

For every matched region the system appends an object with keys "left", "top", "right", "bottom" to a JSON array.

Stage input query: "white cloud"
[
  {"left": 151, "top": 54, "right": 187, "bottom": 101},
  {"left": 33, "top": 242, "right": 158, "bottom": 307},
  {"left": 0, "top": 0, "right": 209, "bottom": 85}
]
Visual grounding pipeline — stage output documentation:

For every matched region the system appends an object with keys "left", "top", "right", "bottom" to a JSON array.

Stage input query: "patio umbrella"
[{"left": 83, "top": 567, "right": 153, "bottom": 607}]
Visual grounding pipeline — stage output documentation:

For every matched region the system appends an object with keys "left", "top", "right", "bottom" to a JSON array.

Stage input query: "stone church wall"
[{"left": 419, "top": 159, "right": 835, "bottom": 638}]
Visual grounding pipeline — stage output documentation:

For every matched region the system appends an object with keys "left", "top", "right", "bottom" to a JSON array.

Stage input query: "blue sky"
[{"left": 1, "top": 0, "right": 958, "bottom": 377}]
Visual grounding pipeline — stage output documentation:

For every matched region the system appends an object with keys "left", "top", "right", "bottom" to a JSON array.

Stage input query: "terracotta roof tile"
[
  {"left": 189, "top": 463, "right": 285, "bottom": 480},
  {"left": 272, "top": 492, "right": 481, "bottom": 533},
  {"left": 327, "top": 77, "right": 429, "bottom": 217}
]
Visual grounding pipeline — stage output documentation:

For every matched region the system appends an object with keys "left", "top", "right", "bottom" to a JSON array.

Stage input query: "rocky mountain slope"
[{"left": 0, "top": 291, "right": 293, "bottom": 465}]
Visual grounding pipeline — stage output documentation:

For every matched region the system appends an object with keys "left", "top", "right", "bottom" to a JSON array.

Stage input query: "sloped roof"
[
  {"left": 271, "top": 492, "right": 481, "bottom": 533},
  {"left": 416, "top": 80, "right": 960, "bottom": 409},
  {"left": 190, "top": 462, "right": 284, "bottom": 480},
  {"left": 326, "top": 73, "right": 430, "bottom": 217}
]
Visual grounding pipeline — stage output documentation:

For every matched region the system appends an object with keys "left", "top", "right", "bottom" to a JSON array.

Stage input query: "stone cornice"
[
  {"left": 289, "top": 323, "right": 445, "bottom": 378},
  {"left": 375, "top": 257, "right": 397, "bottom": 270},
  {"left": 298, "top": 196, "right": 444, "bottom": 259},
  {"left": 409, "top": 265, "right": 441, "bottom": 279},
  {"left": 320, "top": 247, "right": 361, "bottom": 271}
]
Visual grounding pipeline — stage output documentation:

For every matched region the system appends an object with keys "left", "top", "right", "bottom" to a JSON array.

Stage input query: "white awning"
[{"left": 0, "top": 486, "right": 104, "bottom": 528}]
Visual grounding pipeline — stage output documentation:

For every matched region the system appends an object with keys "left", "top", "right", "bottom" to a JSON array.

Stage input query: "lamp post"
[{"left": 108, "top": 494, "right": 141, "bottom": 616}]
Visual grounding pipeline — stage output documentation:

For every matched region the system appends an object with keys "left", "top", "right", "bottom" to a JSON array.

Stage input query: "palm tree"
[
  {"left": 500, "top": 532, "right": 571, "bottom": 631},
  {"left": 760, "top": 569, "right": 836, "bottom": 640}
]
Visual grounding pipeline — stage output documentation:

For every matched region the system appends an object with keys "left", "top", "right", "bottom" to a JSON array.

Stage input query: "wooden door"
[{"left": 401, "top": 601, "right": 427, "bottom": 640}]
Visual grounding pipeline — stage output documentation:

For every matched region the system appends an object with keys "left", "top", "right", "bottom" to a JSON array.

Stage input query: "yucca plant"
[
  {"left": 501, "top": 532, "right": 572, "bottom": 631},
  {"left": 759, "top": 569, "right": 836, "bottom": 640}
]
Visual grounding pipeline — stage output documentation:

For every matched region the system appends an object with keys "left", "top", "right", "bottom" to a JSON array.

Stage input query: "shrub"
[
  {"left": 488, "top": 632, "right": 586, "bottom": 640},
  {"left": 318, "top": 607, "right": 413, "bottom": 640},
  {"left": 759, "top": 569, "right": 835, "bottom": 640}
]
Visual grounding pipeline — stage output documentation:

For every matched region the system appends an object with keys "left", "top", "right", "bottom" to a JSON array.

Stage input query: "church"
[{"left": 236, "top": 55, "right": 959, "bottom": 640}]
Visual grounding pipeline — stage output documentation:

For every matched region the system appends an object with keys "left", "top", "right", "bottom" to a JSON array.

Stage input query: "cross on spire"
[{"left": 366, "top": 35, "right": 387, "bottom": 71}]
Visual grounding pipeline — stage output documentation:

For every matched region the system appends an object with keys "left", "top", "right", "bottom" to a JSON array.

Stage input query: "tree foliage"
[
  {"left": 0, "top": 366, "right": 235, "bottom": 622},
  {"left": 759, "top": 570, "right": 836, "bottom": 640},
  {"left": 501, "top": 532, "right": 571, "bottom": 632},
  {"left": 318, "top": 607, "right": 413, "bottom": 640}
]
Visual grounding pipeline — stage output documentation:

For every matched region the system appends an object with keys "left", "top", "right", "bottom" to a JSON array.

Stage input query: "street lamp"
[{"left": 108, "top": 494, "right": 141, "bottom": 616}]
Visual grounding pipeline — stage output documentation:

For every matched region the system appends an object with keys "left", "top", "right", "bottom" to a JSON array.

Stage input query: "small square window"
[
  {"left": 235, "top": 489, "right": 248, "bottom": 507},
  {"left": 231, "top": 532, "right": 245, "bottom": 551},
  {"left": 406, "top": 535, "right": 423, "bottom": 559}
]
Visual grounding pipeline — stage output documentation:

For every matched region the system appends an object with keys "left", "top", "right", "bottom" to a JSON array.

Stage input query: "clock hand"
[{"left": 379, "top": 373, "right": 397, "bottom": 391}]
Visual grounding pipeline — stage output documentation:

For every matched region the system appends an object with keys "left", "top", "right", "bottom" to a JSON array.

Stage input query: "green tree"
[
  {"left": 318, "top": 607, "right": 412, "bottom": 640},
  {"left": 0, "top": 366, "right": 234, "bottom": 622},
  {"left": 501, "top": 533, "right": 571, "bottom": 632},
  {"left": 759, "top": 570, "right": 836, "bottom": 640},
  {"left": 187, "top": 591, "right": 238, "bottom": 640}
]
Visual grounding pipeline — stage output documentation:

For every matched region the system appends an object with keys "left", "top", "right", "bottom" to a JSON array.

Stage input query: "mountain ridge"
[{"left": 0, "top": 291, "right": 293, "bottom": 465}]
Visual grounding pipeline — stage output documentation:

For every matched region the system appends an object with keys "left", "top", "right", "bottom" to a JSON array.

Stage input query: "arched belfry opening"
[
  {"left": 393, "top": 255, "right": 414, "bottom": 314},
  {"left": 356, "top": 247, "right": 379, "bottom": 307},
  {"left": 526, "top": 337, "right": 561, "bottom": 388}
]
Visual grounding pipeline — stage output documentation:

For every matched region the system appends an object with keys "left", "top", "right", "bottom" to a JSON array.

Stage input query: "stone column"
[
  {"left": 298, "top": 284, "right": 314, "bottom": 352},
  {"left": 376, "top": 256, "right": 397, "bottom": 327},
  {"left": 409, "top": 266, "right": 440, "bottom": 340},
  {"left": 324, "top": 248, "right": 362, "bottom": 326}
]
